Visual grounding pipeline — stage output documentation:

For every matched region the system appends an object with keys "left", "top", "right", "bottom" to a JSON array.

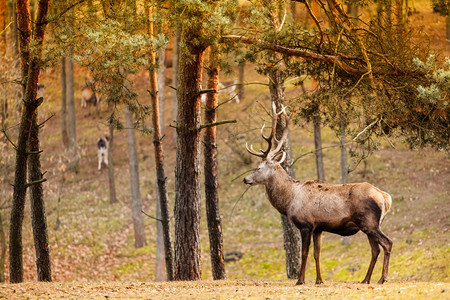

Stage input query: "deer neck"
[{"left": 265, "top": 165, "right": 294, "bottom": 216}]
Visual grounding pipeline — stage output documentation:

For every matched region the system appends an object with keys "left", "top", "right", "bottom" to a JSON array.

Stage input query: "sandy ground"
[{"left": 0, "top": 280, "right": 449, "bottom": 299}]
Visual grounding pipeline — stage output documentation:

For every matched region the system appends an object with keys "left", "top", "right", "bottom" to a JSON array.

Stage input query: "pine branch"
[
  {"left": 25, "top": 178, "right": 47, "bottom": 188},
  {"left": 198, "top": 120, "right": 237, "bottom": 130},
  {"left": 221, "top": 35, "right": 365, "bottom": 75},
  {"left": 38, "top": 113, "right": 54, "bottom": 128},
  {"left": 1, "top": 127, "right": 18, "bottom": 151}
]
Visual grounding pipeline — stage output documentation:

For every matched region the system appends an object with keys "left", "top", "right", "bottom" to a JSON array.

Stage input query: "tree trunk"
[
  {"left": 313, "top": 114, "right": 325, "bottom": 181},
  {"left": 9, "top": 0, "right": 33, "bottom": 283},
  {"left": 238, "top": 61, "right": 245, "bottom": 102},
  {"left": 66, "top": 50, "right": 78, "bottom": 173},
  {"left": 60, "top": 57, "right": 68, "bottom": 148},
  {"left": 268, "top": 68, "right": 301, "bottom": 279},
  {"left": 9, "top": 100, "right": 33, "bottom": 283},
  {"left": 0, "top": 211, "right": 6, "bottom": 282},
  {"left": 157, "top": 43, "right": 167, "bottom": 131},
  {"left": 340, "top": 118, "right": 350, "bottom": 246},
  {"left": 8, "top": 0, "right": 21, "bottom": 125},
  {"left": 107, "top": 123, "right": 118, "bottom": 204},
  {"left": 8, "top": 0, "right": 18, "bottom": 57},
  {"left": 155, "top": 195, "right": 166, "bottom": 281},
  {"left": 154, "top": 40, "right": 168, "bottom": 273},
  {"left": 447, "top": 15, "right": 450, "bottom": 43},
  {"left": 0, "top": 0, "right": 6, "bottom": 57},
  {"left": 340, "top": 121, "right": 348, "bottom": 184},
  {"left": 28, "top": 115, "right": 52, "bottom": 281},
  {"left": 125, "top": 105, "right": 146, "bottom": 248},
  {"left": 204, "top": 47, "right": 226, "bottom": 280},
  {"left": 171, "top": 28, "right": 180, "bottom": 142},
  {"left": 10, "top": 0, "right": 50, "bottom": 283},
  {"left": 174, "top": 38, "right": 204, "bottom": 281},
  {"left": 147, "top": 4, "right": 174, "bottom": 280}
]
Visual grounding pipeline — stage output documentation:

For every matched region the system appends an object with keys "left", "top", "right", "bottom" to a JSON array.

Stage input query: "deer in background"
[
  {"left": 81, "top": 77, "right": 100, "bottom": 115},
  {"left": 201, "top": 80, "right": 240, "bottom": 104},
  {"left": 243, "top": 103, "right": 393, "bottom": 285}
]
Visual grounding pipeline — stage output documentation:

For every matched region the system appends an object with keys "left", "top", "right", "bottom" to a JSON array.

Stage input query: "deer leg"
[
  {"left": 376, "top": 229, "right": 393, "bottom": 284},
  {"left": 98, "top": 152, "right": 102, "bottom": 170},
  {"left": 104, "top": 151, "right": 109, "bottom": 166},
  {"left": 362, "top": 234, "right": 380, "bottom": 284},
  {"left": 296, "top": 228, "right": 312, "bottom": 285},
  {"left": 313, "top": 231, "right": 324, "bottom": 284}
]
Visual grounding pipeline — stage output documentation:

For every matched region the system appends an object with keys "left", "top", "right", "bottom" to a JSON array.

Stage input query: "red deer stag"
[{"left": 243, "top": 103, "right": 393, "bottom": 285}]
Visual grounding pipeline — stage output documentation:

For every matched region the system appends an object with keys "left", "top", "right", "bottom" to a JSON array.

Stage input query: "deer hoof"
[
  {"left": 315, "top": 280, "right": 324, "bottom": 285},
  {"left": 361, "top": 279, "right": 370, "bottom": 284},
  {"left": 295, "top": 280, "right": 305, "bottom": 285},
  {"left": 377, "top": 278, "right": 387, "bottom": 284}
]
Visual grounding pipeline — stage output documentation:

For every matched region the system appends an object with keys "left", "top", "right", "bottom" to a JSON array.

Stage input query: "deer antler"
[{"left": 246, "top": 103, "right": 289, "bottom": 160}]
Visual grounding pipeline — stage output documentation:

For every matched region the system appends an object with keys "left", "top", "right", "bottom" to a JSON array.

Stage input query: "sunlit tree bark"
[
  {"left": 148, "top": 3, "right": 174, "bottom": 281},
  {"left": 204, "top": 47, "right": 226, "bottom": 280},
  {"left": 174, "top": 31, "right": 204, "bottom": 282}
]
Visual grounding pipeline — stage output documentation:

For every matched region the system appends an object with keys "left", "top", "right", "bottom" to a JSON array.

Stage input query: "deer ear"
[{"left": 272, "top": 151, "right": 286, "bottom": 164}]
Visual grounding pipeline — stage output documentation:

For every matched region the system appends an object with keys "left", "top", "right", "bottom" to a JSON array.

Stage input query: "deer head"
[{"left": 243, "top": 103, "right": 289, "bottom": 186}]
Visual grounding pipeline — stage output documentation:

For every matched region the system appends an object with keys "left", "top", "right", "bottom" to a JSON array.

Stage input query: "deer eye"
[{"left": 255, "top": 167, "right": 260, "bottom": 171}]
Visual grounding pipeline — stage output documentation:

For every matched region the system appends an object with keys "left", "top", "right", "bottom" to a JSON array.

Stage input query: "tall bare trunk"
[
  {"left": 9, "top": 99, "right": 34, "bottom": 283},
  {"left": 313, "top": 114, "right": 325, "bottom": 181},
  {"left": 28, "top": 2, "right": 52, "bottom": 282},
  {"left": 10, "top": 0, "right": 50, "bottom": 283},
  {"left": 0, "top": 211, "right": 5, "bottom": 282},
  {"left": 60, "top": 57, "right": 68, "bottom": 148},
  {"left": 148, "top": 4, "right": 174, "bottom": 281},
  {"left": 174, "top": 39, "right": 204, "bottom": 281},
  {"left": 9, "top": 0, "right": 32, "bottom": 283},
  {"left": 447, "top": 16, "right": 450, "bottom": 43},
  {"left": 340, "top": 120, "right": 348, "bottom": 184},
  {"left": 8, "top": 0, "right": 20, "bottom": 125},
  {"left": 0, "top": 0, "right": 5, "bottom": 128},
  {"left": 155, "top": 195, "right": 166, "bottom": 281},
  {"left": 204, "top": 47, "right": 226, "bottom": 280},
  {"left": 107, "top": 123, "right": 117, "bottom": 204},
  {"left": 66, "top": 49, "right": 78, "bottom": 172},
  {"left": 340, "top": 118, "right": 350, "bottom": 245},
  {"left": 125, "top": 105, "right": 146, "bottom": 248},
  {"left": 155, "top": 42, "right": 168, "bottom": 279},
  {"left": 269, "top": 68, "right": 301, "bottom": 279},
  {"left": 171, "top": 29, "right": 180, "bottom": 142},
  {"left": 0, "top": 0, "right": 6, "bottom": 57},
  {"left": 28, "top": 113, "right": 51, "bottom": 281},
  {"left": 238, "top": 61, "right": 245, "bottom": 101},
  {"left": 157, "top": 44, "right": 166, "bottom": 131}
]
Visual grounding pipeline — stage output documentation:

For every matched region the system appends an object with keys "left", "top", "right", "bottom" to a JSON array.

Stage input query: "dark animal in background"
[
  {"left": 81, "top": 78, "right": 100, "bottom": 115},
  {"left": 243, "top": 103, "right": 393, "bottom": 285},
  {"left": 37, "top": 84, "right": 46, "bottom": 98},
  {"left": 224, "top": 251, "right": 243, "bottom": 262},
  {"left": 97, "top": 135, "right": 109, "bottom": 170}
]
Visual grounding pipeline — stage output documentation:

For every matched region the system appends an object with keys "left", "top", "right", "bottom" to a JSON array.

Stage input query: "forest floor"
[{"left": 1, "top": 280, "right": 449, "bottom": 299}]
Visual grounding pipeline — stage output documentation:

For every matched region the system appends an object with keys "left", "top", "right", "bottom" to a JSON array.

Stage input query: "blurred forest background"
[{"left": 0, "top": 0, "right": 448, "bottom": 288}]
